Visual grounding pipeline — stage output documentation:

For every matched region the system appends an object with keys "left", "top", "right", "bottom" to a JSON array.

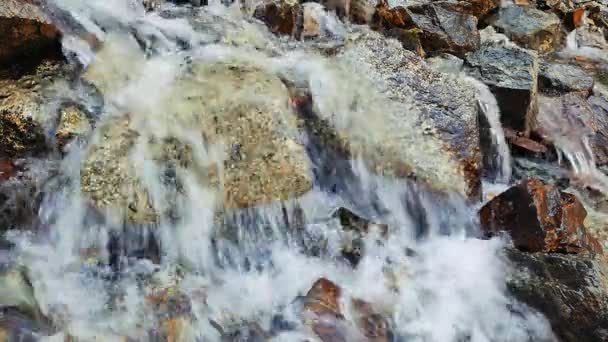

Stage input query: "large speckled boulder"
[{"left": 81, "top": 40, "right": 313, "bottom": 223}]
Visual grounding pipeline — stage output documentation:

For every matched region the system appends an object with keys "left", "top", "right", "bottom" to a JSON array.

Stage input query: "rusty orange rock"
[
  {"left": 479, "top": 179, "right": 603, "bottom": 256},
  {"left": 253, "top": 0, "right": 301, "bottom": 36}
]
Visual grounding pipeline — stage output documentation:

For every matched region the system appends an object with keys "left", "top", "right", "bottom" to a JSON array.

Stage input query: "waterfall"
[{"left": 0, "top": 0, "right": 555, "bottom": 341}]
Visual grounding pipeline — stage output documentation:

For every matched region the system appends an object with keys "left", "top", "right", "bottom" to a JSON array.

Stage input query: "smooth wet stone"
[
  {"left": 465, "top": 42, "right": 539, "bottom": 133},
  {"left": 539, "top": 62, "right": 595, "bottom": 94},
  {"left": 507, "top": 249, "right": 608, "bottom": 342},
  {"left": 480, "top": 178, "right": 603, "bottom": 256},
  {"left": 489, "top": 5, "right": 561, "bottom": 53}
]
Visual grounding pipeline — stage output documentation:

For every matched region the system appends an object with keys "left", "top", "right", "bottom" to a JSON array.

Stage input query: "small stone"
[
  {"left": 539, "top": 62, "right": 595, "bottom": 94},
  {"left": 489, "top": 5, "right": 561, "bottom": 53},
  {"left": 55, "top": 105, "right": 92, "bottom": 151},
  {"left": 479, "top": 178, "right": 603, "bottom": 256},
  {"left": 302, "top": 3, "right": 323, "bottom": 39}
]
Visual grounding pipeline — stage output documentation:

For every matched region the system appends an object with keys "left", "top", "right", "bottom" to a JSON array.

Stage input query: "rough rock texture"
[
  {"left": 302, "top": 3, "right": 323, "bottom": 39},
  {"left": 432, "top": 0, "right": 501, "bottom": 18},
  {"left": 327, "top": 29, "right": 481, "bottom": 199},
  {"left": 82, "top": 56, "right": 313, "bottom": 222},
  {"left": 372, "top": 2, "right": 480, "bottom": 56},
  {"left": 0, "top": 61, "right": 67, "bottom": 159},
  {"left": 480, "top": 178, "right": 603, "bottom": 255},
  {"left": 0, "top": 0, "right": 62, "bottom": 69},
  {"left": 537, "top": 93, "right": 608, "bottom": 166},
  {"left": 385, "top": 28, "right": 426, "bottom": 56},
  {"left": 507, "top": 249, "right": 608, "bottom": 342},
  {"left": 539, "top": 62, "right": 595, "bottom": 94},
  {"left": 302, "top": 278, "right": 390, "bottom": 342},
  {"left": 253, "top": 0, "right": 301, "bottom": 36},
  {"left": 465, "top": 42, "right": 539, "bottom": 133},
  {"left": 407, "top": 4, "right": 480, "bottom": 56},
  {"left": 55, "top": 105, "right": 92, "bottom": 151},
  {"left": 489, "top": 5, "right": 561, "bottom": 53}
]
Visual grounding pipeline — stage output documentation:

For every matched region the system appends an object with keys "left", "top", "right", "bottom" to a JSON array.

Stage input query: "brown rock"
[
  {"left": 434, "top": 0, "right": 500, "bottom": 19},
  {"left": 302, "top": 2, "right": 323, "bottom": 39},
  {"left": 253, "top": 0, "right": 301, "bottom": 36},
  {"left": 504, "top": 128, "right": 548, "bottom": 155},
  {"left": 479, "top": 178, "right": 603, "bottom": 256},
  {"left": 302, "top": 278, "right": 390, "bottom": 342},
  {"left": 0, "top": 0, "right": 62, "bottom": 68},
  {"left": 0, "top": 161, "right": 17, "bottom": 182}
]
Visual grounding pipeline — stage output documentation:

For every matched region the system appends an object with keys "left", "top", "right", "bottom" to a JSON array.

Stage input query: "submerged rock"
[
  {"left": 507, "top": 249, "right": 608, "bottom": 342},
  {"left": 0, "top": 0, "right": 62, "bottom": 69},
  {"left": 465, "top": 41, "right": 539, "bottom": 133},
  {"left": 55, "top": 105, "right": 93, "bottom": 151},
  {"left": 489, "top": 5, "right": 561, "bottom": 53},
  {"left": 539, "top": 61, "right": 595, "bottom": 94},
  {"left": 480, "top": 178, "right": 603, "bottom": 256},
  {"left": 332, "top": 207, "right": 388, "bottom": 266}
]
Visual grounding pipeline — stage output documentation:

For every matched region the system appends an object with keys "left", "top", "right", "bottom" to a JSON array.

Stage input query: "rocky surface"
[
  {"left": 326, "top": 29, "right": 482, "bottom": 200},
  {"left": 81, "top": 48, "right": 313, "bottom": 222},
  {"left": 537, "top": 93, "right": 608, "bottom": 166},
  {"left": 0, "top": 0, "right": 62, "bottom": 70},
  {"left": 489, "top": 5, "right": 561, "bottom": 53},
  {"left": 539, "top": 61, "right": 595, "bottom": 94},
  {"left": 480, "top": 178, "right": 603, "bottom": 255},
  {"left": 507, "top": 249, "right": 608, "bottom": 342},
  {"left": 254, "top": 0, "right": 301, "bottom": 36},
  {"left": 465, "top": 40, "right": 539, "bottom": 133}
]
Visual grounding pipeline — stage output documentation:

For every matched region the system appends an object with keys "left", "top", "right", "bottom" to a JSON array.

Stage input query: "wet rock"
[
  {"left": 302, "top": 278, "right": 390, "bottom": 342},
  {"left": 537, "top": 93, "right": 608, "bottom": 166},
  {"left": 349, "top": 0, "right": 376, "bottom": 24},
  {"left": 0, "top": 161, "right": 17, "bottom": 183},
  {"left": 0, "top": 60, "right": 68, "bottom": 159},
  {"left": 504, "top": 128, "right": 548, "bottom": 155},
  {"left": 385, "top": 28, "right": 425, "bottom": 57},
  {"left": 489, "top": 5, "right": 561, "bottom": 53},
  {"left": 539, "top": 62, "right": 595, "bottom": 94},
  {"left": 82, "top": 43, "right": 313, "bottom": 222},
  {"left": 0, "top": 0, "right": 62, "bottom": 70},
  {"left": 406, "top": 4, "right": 480, "bottom": 56},
  {"left": 55, "top": 105, "right": 93, "bottom": 151},
  {"left": 146, "top": 285, "right": 195, "bottom": 342},
  {"left": 325, "top": 29, "right": 481, "bottom": 200},
  {"left": 465, "top": 42, "right": 539, "bottom": 133},
  {"left": 507, "top": 249, "right": 608, "bottom": 342},
  {"left": 302, "top": 3, "right": 323, "bottom": 39},
  {"left": 480, "top": 178, "right": 603, "bottom": 255},
  {"left": 332, "top": 207, "right": 388, "bottom": 266},
  {"left": 253, "top": 0, "right": 301, "bottom": 36},
  {"left": 434, "top": 0, "right": 501, "bottom": 19},
  {"left": 0, "top": 266, "right": 45, "bottom": 325}
]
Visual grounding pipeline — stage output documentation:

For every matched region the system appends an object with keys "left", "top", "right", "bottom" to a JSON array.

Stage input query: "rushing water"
[{"left": 0, "top": 0, "right": 558, "bottom": 341}]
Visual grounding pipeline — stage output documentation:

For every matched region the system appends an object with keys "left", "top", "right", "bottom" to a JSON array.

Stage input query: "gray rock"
[
  {"left": 507, "top": 249, "right": 608, "bottom": 342},
  {"left": 539, "top": 62, "right": 595, "bottom": 94},
  {"left": 319, "top": 29, "right": 482, "bottom": 199},
  {"left": 407, "top": 4, "right": 480, "bottom": 57},
  {"left": 489, "top": 5, "right": 561, "bottom": 53},
  {"left": 465, "top": 41, "right": 539, "bottom": 133}
]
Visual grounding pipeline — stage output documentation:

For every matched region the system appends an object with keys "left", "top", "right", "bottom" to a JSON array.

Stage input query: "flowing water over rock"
[{"left": 0, "top": 0, "right": 590, "bottom": 341}]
